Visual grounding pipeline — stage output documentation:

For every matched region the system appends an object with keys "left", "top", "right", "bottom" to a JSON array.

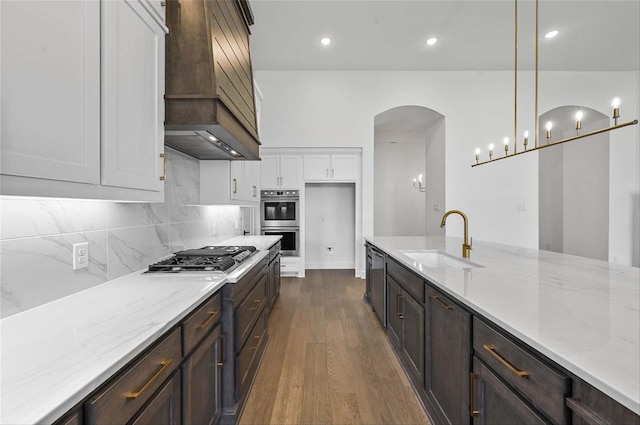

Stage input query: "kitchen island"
[
  {"left": 365, "top": 236, "right": 639, "bottom": 424},
  {"left": 0, "top": 235, "right": 281, "bottom": 425}
]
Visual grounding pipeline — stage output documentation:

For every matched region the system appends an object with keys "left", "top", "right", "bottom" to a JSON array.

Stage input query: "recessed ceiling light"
[
  {"left": 320, "top": 37, "right": 331, "bottom": 46},
  {"left": 545, "top": 30, "right": 559, "bottom": 39},
  {"left": 426, "top": 37, "right": 438, "bottom": 46}
]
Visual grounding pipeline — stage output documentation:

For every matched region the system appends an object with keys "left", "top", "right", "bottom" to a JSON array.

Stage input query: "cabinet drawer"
[
  {"left": 182, "top": 292, "right": 222, "bottom": 355},
  {"left": 473, "top": 318, "right": 570, "bottom": 424},
  {"left": 236, "top": 309, "right": 268, "bottom": 403},
  {"left": 386, "top": 257, "right": 424, "bottom": 304},
  {"left": 86, "top": 327, "right": 181, "bottom": 425},
  {"left": 235, "top": 274, "right": 267, "bottom": 352}
]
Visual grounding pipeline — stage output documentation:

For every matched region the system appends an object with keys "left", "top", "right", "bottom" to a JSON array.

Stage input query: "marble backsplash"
[{"left": 0, "top": 149, "right": 252, "bottom": 319}]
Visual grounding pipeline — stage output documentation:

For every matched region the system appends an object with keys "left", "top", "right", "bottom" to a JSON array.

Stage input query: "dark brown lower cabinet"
[
  {"left": 402, "top": 291, "right": 424, "bottom": 384},
  {"left": 386, "top": 275, "right": 424, "bottom": 386},
  {"left": 131, "top": 372, "right": 182, "bottom": 425},
  {"left": 472, "top": 358, "right": 547, "bottom": 425},
  {"left": 568, "top": 379, "right": 640, "bottom": 425},
  {"left": 182, "top": 324, "right": 223, "bottom": 425},
  {"left": 425, "top": 287, "right": 471, "bottom": 425},
  {"left": 386, "top": 276, "right": 403, "bottom": 349}
]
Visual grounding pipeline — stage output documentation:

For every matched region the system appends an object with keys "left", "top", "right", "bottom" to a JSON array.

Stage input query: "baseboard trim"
[{"left": 305, "top": 262, "right": 355, "bottom": 269}]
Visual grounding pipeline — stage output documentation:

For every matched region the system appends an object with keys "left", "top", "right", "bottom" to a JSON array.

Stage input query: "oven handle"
[
  {"left": 261, "top": 227, "right": 300, "bottom": 232},
  {"left": 260, "top": 197, "right": 300, "bottom": 202}
]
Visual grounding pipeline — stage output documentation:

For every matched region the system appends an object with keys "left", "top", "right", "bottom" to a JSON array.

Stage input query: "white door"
[
  {"left": 261, "top": 155, "right": 280, "bottom": 188},
  {"left": 331, "top": 155, "right": 357, "bottom": 180},
  {"left": 101, "top": 0, "right": 167, "bottom": 191},
  {"left": 1, "top": 1, "right": 100, "bottom": 184},
  {"left": 303, "top": 155, "right": 330, "bottom": 181},
  {"left": 230, "top": 161, "right": 244, "bottom": 200},
  {"left": 247, "top": 161, "right": 261, "bottom": 201},
  {"left": 280, "top": 155, "right": 301, "bottom": 188}
]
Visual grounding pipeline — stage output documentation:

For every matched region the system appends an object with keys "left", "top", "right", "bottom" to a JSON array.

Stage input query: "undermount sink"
[{"left": 399, "top": 249, "right": 483, "bottom": 269}]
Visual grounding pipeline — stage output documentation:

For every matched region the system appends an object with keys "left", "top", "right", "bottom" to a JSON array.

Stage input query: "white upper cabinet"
[
  {"left": 304, "top": 154, "right": 357, "bottom": 181},
  {"left": 101, "top": 0, "right": 168, "bottom": 192},
  {"left": 1, "top": 1, "right": 101, "bottom": 184},
  {"left": 261, "top": 155, "right": 301, "bottom": 189},
  {"left": 201, "top": 161, "right": 260, "bottom": 205},
  {"left": 0, "top": 0, "right": 168, "bottom": 201}
]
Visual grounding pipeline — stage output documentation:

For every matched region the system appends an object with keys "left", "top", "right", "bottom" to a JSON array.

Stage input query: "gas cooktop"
[{"left": 147, "top": 245, "right": 257, "bottom": 273}]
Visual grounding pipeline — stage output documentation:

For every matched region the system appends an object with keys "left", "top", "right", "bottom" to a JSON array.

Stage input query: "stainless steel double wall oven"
[{"left": 260, "top": 190, "right": 299, "bottom": 256}]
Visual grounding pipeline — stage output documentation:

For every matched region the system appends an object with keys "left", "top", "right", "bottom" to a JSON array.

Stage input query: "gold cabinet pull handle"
[
  {"left": 483, "top": 344, "right": 529, "bottom": 377},
  {"left": 249, "top": 299, "right": 262, "bottom": 311},
  {"left": 126, "top": 359, "right": 173, "bottom": 399},
  {"left": 396, "top": 294, "right": 404, "bottom": 319},
  {"left": 431, "top": 295, "right": 453, "bottom": 311},
  {"left": 159, "top": 153, "right": 167, "bottom": 181},
  {"left": 470, "top": 373, "right": 479, "bottom": 417},
  {"left": 232, "top": 178, "right": 238, "bottom": 194},
  {"left": 197, "top": 310, "right": 219, "bottom": 330}
]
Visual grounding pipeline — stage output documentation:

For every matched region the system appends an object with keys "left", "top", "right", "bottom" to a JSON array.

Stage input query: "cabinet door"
[
  {"left": 273, "top": 254, "right": 281, "bottom": 299},
  {"left": 303, "top": 155, "right": 331, "bottom": 181},
  {"left": 279, "top": 155, "right": 301, "bottom": 188},
  {"left": 101, "top": 0, "right": 167, "bottom": 191},
  {"left": 182, "top": 325, "right": 223, "bottom": 425},
  {"left": 365, "top": 247, "right": 373, "bottom": 304},
  {"left": 1, "top": 1, "right": 100, "bottom": 184},
  {"left": 330, "top": 155, "right": 357, "bottom": 180},
  {"left": 386, "top": 276, "right": 403, "bottom": 349},
  {"left": 472, "top": 358, "right": 547, "bottom": 425},
  {"left": 402, "top": 292, "right": 424, "bottom": 386},
  {"left": 261, "top": 155, "right": 280, "bottom": 189},
  {"left": 130, "top": 372, "right": 181, "bottom": 425},
  {"left": 230, "top": 161, "right": 244, "bottom": 201},
  {"left": 425, "top": 287, "right": 472, "bottom": 425},
  {"left": 247, "top": 161, "right": 261, "bottom": 201}
]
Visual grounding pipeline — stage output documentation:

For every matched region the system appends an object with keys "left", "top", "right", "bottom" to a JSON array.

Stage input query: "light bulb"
[
  {"left": 546, "top": 121, "right": 553, "bottom": 131},
  {"left": 475, "top": 148, "right": 480, "bottom": 155},
  {"left": 611, "top": 97, "right": 621, "bottom": 108},
  {"left": 503, "top": 137, "right": 509, "bottom": 145},
  {"left": 208, "top": 135, "right": 218, "bottom": 142},
  {"left": 489, "top": 143, "right": 495, "bottom": 150},
  {"left": 320, "top": 37, "right": 331, "bottom": 46},
  {"left": 575, "top": 111, "right": 583, "bottom": 121},
  {"left": 426, "top": 37, "right": 438, "bottom": 46},
  {"left": 524, "top": 130, "right": 529, "bottom": 138},
  {"left": 418, "top": 174, "right": 423, "bottom": 183},
  {"left": 545, "top": 30, "right": 559, "bottom": 39}
]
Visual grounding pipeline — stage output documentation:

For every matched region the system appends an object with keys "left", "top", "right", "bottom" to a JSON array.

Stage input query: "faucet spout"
[{"left": 440, "top": 209, "right": 473, "bottom": 258}]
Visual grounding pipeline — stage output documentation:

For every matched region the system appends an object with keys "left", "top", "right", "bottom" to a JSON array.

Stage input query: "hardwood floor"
[{"left": 239, "top": 269, "right": 431, "bottom": 425}]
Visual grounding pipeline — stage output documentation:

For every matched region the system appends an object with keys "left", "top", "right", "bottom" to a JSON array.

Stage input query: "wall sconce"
[{"left": 413, "top": 174, "right": 426, "bottom": 192}]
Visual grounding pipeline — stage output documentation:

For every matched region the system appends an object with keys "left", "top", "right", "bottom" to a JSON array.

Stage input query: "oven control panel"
[{"left": 261, "top": 190, "right": 299, "bottom": 197}]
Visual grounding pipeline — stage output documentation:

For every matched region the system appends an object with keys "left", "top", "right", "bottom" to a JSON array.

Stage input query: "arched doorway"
[
  {"left": 538, "top": 105, "right": 610, "bottom": 261},
  {"left": 374, "top": 106, "right": 446, "bottom": 236}
]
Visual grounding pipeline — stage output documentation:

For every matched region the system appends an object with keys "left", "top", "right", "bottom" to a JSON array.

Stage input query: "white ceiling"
[{"left": 249, "top": 0, "right": 640, "bottom": 71}]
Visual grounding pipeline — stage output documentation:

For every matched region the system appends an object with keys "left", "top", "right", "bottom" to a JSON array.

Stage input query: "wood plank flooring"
[{"left": 239, "top": 269, "right": 431, "bottom": 425}]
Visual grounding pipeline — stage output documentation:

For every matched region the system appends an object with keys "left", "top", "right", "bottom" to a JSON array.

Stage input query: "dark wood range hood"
[{"left": 165, "top": 0, "right": 260, "bottom": 160}]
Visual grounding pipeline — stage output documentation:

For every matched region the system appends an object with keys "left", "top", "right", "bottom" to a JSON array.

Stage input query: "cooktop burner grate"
[{"left": 146, "top": 245, "right": 257, "bottom": 273}]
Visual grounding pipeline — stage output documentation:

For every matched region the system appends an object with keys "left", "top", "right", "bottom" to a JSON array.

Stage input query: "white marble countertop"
[
  {"left": 0, "top": 235, "right": 279, "bottom": 425},
  {"left": 365, "top": 236, "right": 640, "bottom": 415}
]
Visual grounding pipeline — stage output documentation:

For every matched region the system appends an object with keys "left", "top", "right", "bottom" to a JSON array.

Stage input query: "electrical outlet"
[
  {"left": 517, "top": 204, "right": 527, "bottom": 212},
  {"left": 211, "top": 222, "right": 217, "bottom": 236},
  {"left": 235, "top": 219, "right": 239, "bottom": 230},
  {"left": 433, "top": 204, "right": 441, "bottom": 211},
  {"left": 73, "top": 242, "right": 89, "bottom": 270}
]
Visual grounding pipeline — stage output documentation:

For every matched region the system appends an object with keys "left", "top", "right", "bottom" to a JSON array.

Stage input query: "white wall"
[
  {"left": 256, "top": 70, "right": 640, "bottom": 267},
  {"left": 305, "top": 183, "right": 355, "bottom": 269},
  {"left": 374, "top": 141, "right": 426, "bottom": 236},
  {"left": 424, "top": 119, "right": 446, "bottom": 236}
]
